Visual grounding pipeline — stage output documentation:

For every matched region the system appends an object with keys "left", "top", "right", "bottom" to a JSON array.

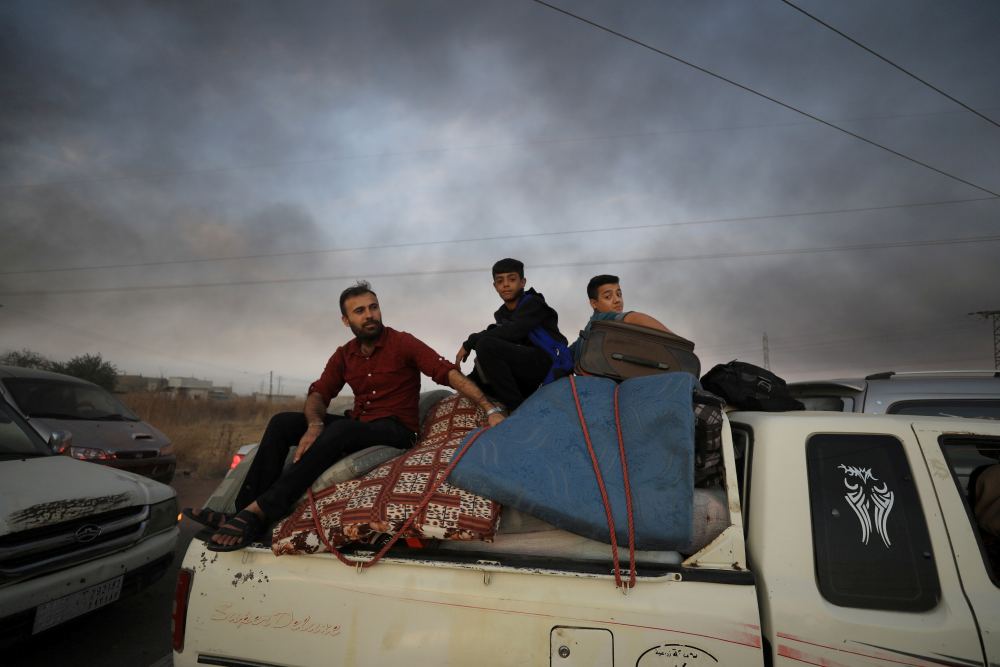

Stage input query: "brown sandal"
[
  {"left": 205, "top": 510, "right": 266, "bottom": 552},
  {"left": 182, "top": 507, "right": 232, "bottom": 530}
]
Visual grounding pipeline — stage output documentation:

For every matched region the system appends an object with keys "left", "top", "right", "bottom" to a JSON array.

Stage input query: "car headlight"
[
  {"left": 159, "top": 442, "right": 175, "bottom": 456},
  {"left": 68, "top": 446, "right": 111, "bottom": 461},
  {"left": 144, "top": 498, "right": 179, "bottom": 537}
]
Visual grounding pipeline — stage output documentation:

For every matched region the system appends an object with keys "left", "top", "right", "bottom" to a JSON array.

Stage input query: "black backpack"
[{"left": 700, "top": 361, "right": 804, "bottom": 412}]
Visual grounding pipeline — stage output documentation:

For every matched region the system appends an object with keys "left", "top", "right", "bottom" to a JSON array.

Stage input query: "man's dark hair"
[
  {"left": 587, "top": 274, "right": 620, "bottom": 300},
  {"left": 491, "top": 258, "right": 524, "bottom": 279},
  {"left": 339, "top": 280, "right": 377, "bottom": 316}
]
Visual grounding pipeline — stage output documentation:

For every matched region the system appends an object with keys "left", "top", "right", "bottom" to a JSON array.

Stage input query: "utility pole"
[
  {"left": 969, "top": 311, "right": 1000, "bottom": 370},
  {"left": 269, "top": 370, "right": 274, "bottom": 401},
  {"left": 762, "top": 332, "right": 770, "bottom": 370}
]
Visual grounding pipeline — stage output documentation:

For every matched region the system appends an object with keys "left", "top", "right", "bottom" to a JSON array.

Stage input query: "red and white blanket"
[{"left": 271, "top": 395, "right": 501, "bottom": 556}]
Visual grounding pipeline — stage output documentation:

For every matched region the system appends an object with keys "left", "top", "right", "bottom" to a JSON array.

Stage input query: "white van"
[{"left": 0, "top": 365, "right": 176, "bottom": 483}]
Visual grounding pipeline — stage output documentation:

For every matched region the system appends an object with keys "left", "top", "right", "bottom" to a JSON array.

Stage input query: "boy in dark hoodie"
[{"left": 455, "top": 258, "right": 569, "bottom": 411}]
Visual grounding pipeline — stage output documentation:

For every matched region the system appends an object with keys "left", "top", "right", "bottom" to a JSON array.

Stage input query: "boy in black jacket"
[{"left": 455, "top": 258, "right": 569, "bottom": 411}]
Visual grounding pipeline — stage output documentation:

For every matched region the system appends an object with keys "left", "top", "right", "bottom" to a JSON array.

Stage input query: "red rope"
[
  {"left": 612, "top": 385, "right": 637, "bottom": 588},
  {"left": 568, "top": 375, "right": 635, "bottom": 589},
  {"left": 305, "top": 380, "right": 637, "bottom": 589},
  {"left": 307, "top": 425, "right": 492, "bottom": 570}
]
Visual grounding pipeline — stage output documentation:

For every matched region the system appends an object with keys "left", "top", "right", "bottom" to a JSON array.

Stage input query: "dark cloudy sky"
[{"left": 2, "top": 0, "right": 998, "bottom": 395}]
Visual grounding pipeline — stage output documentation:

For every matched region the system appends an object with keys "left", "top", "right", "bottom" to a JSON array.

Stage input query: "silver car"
[
  {"left": 0, "top": 365, "right": 175, "bottom": 483},
  {"left": 788, "top": 370, "right": 1000, "bottom": 418},
  {"left": 789, "top": 370, "right": 1000, "bottom": 489}
]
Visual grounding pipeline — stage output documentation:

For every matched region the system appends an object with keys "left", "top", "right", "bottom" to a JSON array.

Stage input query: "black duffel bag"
[{"left": 700, "top": 360, "right": 804, "bottom": 411}]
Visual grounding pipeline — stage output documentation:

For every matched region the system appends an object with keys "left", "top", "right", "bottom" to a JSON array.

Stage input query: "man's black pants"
[
  {"left": 471, "top": 337, "right": 551, "bottom": 411},
  {"left": 236, "top": 412, "right": 414, "bottom": 521}
]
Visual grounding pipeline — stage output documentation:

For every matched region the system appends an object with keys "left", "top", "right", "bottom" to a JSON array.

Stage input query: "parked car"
[
  {"left": 0, "top": 390, "right": 179, "bottom": 645},
  {"left": 0, "top": 365, "right": 176, "bottom": 484},
  {"left": 788, "top": 370, "right": 1000, "bottom": 418},
  {"left": 789, "top": 370, "right": 1000, "bottom": 490}
]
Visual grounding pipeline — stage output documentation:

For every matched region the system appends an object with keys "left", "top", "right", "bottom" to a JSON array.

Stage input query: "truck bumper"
[{"left": 0, "top": 527, "right": 178, "bottom": 645}]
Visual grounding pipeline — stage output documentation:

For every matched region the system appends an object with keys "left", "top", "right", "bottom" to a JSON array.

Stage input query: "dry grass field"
[{"left": 120, "top": 393, "right": 301, "bottom": 478}]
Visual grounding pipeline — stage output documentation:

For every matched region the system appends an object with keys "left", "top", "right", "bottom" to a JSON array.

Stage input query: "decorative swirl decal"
[{"left": 838, "top": 464, "right": 894, "bottom": 548}]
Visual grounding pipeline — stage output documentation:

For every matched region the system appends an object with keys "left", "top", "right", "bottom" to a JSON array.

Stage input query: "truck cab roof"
[{"left": 789, "top": 370, "right": 1000, "bottom": 417}]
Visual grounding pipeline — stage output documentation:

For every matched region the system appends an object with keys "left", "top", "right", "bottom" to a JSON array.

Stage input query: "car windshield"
[
  {"left": 3, "top": 378, "right": 140, "bottom": 421},
  {"left": 0, "top": 402, "right": 48, "bottom": 458}
]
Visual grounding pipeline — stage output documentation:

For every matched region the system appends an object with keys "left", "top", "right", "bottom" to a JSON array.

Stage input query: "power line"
[
  {"left": 2, "top": 231, "right": 998, "bottom": 298},
  {"left": 2, "top": 195, "right": 995, "bottom": 276},
  {"left": 775, "top": 356, "right": 996, "bottom": 378},
  {"left": 702, "top": 320, "right": 981, "bottom": 357},
  {"left": 779, "top": 0, "right": 1000, "bottom": 131},
  {"left": 530, "top": 0, "right": 1000, "bottom": 198},
  {"left": 2, "top": 107, "right": 994, "bottom": 193},
  {"left": 0, "top": 121, "right": 854, "bottom": 191}
]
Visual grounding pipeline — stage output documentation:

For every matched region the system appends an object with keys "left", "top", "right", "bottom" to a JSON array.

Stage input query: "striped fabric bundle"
[{"left": 271, "top": 394, "right": 501, "bottom": 556}]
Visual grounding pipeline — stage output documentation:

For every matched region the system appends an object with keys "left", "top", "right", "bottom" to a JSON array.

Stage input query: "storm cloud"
[{"left": 2, "top": 0, "right": 998, "bottom": 393}]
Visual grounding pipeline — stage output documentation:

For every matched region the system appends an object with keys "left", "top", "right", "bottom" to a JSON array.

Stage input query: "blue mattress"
[{"left": 450, "top": 373, "right": 695, "bottom": 550}]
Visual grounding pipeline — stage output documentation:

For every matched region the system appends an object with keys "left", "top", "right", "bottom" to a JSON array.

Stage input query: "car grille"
[
  {"left": 0, "top": 505, "right": 148, "bottom": 580},
  {"left": 115, "top": 460, "right": 176, "bottom": 482},
  {"left": 113, "top": 450, "right": 159, "bottom": 460}
]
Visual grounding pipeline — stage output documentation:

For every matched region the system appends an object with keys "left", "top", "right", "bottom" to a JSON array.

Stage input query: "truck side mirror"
[{"left": 49, "top": 430, "right": 73, "bottom": 455}]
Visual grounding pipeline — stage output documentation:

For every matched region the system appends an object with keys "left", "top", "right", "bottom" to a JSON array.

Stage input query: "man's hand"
[
  {"left": 455, "top": 345, "right": 469, "bottom": 366},
  {"left": 487, "top": 412, "right": 505, "bottom": 428},
  {"left": 293, "top": 424, "right": 324, "bottom": 463}
]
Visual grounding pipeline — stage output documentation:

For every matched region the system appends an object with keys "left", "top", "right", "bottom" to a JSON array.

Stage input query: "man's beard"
[{"left": 351, "top": 319, "right": 384, "bottom": 342}]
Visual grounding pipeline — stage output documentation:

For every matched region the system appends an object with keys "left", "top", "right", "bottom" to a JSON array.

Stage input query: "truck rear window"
[
  {"left": 938, "top": 435, "right": 1000, "bottom": 584},
  {"left": 806, "top": 434, "right": 940, "bottom": 611}
]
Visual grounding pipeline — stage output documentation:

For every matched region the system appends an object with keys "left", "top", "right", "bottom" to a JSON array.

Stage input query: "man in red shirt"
[{"left": 191, "top": 281, "right": 505, "bottom": 551}]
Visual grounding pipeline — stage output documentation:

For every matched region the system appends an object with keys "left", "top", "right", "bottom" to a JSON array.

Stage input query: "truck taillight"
[
  {"left": 172, "top": 568, "right": 194, "bottom": 653},
  {"left": 229, "top": 453, "right": 245, "bottom": 470}
]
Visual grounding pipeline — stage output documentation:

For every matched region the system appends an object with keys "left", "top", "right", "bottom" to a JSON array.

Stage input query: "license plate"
[{"left": 32, "top": 574, "right": 124, "bottom": 634}]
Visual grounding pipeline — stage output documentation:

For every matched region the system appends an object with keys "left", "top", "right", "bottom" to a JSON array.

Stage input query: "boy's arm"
[
  {"left": 475, "top": 297, "right": 548, "bottom": 343},
  {"left": 623, "top": 311, "right": 673, "bottom": 334},
  {"left": 457, "top": 321, "right": 500, "bottom": 364}
]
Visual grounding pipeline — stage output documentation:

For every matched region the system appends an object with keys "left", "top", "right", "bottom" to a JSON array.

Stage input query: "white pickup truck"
[{"left": 172, "top": 403, "right": 999, "bottom": 666}]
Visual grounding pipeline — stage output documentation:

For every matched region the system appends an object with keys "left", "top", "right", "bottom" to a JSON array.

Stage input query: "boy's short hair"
[
  {"left": 339, "top": 280, "right": 377, "bottom": 316},
  {"left": 587, "top": 274, "right": 620, "bottom": 300},
  {"left": 492, "top": 258, "right": 524, "bottom": 278}
]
